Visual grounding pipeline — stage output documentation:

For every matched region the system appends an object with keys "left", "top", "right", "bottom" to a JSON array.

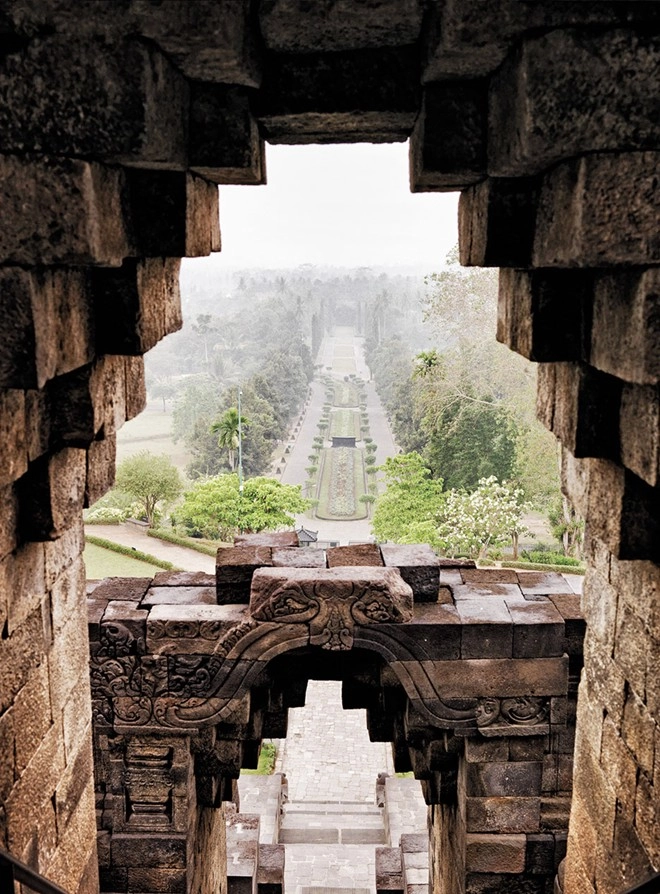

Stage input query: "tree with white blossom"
[{"left": 436, "top": 476, "right": 532, "bottom": 559}]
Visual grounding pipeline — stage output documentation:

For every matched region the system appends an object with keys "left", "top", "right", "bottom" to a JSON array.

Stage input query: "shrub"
[
  {"left": 365, "top": 454, "right": 377, "bottom": 466},
  {"left": 521, "top": 549, "right": 582, "bottom": 567},
  {"left": 84, "top": 506, "right": 127, "bottom": 524}
]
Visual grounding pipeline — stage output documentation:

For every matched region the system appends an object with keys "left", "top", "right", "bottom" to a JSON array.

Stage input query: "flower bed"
[{"left": 316, "top": 447, "right": 367, "bottom": 520}]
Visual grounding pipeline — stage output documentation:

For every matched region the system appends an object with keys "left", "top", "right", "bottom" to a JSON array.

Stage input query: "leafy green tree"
[
  {"left": 371, "top": 453, "right": 445, "bottom": 543},
  {"left": 176, "top": 474, "right": 309, "bottom": 540},
  {"left": 436, "top": 477, "right": 531, "bottom": 559},
  {"left": 115, "top": 452, "right": 183, "bottom": 527},
  {"left": 548, "top": 496, "right": 585, "bottom": 558},
  {"left": 211, "top": 407, "right": 250, "bottom": 472},
  {"left": 423, "top": 395, "right": 518, "bottom": 491}
]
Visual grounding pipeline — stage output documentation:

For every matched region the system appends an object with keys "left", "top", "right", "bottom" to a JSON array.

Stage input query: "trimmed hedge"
[
  {"left": 84, "top": 535, "right": 180, "bottom": 570},
  {"left": 148, "top": 528, "right": 222, "bottom": 557},
  {"left": 501, "top": 560, "right": 585, "bottom": 575}
]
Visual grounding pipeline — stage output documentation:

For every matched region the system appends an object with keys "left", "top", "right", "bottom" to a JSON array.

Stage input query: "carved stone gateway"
[{"left": 90, "top": 540, "right": 584, "bottom": 894}]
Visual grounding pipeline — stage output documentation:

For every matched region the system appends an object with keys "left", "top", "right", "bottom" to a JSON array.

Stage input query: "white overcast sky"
[{"left": 204, "top": 142, "right": 459, "bottom": 270}]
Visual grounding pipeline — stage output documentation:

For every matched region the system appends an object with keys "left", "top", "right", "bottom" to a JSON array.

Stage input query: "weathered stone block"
[
  {"left": 0, "top": 154, "right": 128, "bottom": 266},
  {"left": 190, "top": 84, "right": 265, "bottom": 185},
  {"left": 467, "top": 762, "right": 542, "bottom": 798},
  {"left": 355, "top": 603, "right": 461, "bottom": 661},
  {"left": 126, "top": 170, "right": 220, "bottom": 258},
  {"left": 271, "top": 547, "right": 326, "bottom": 568},
  {"left": 0, "top": 267, "right": 94, "bottom": 390},
  {"left": 102, "top": 600, "right": 148, "bottom": 648},
  {"left": 111, "top": 832, "right": 187, "bottom": 868},
  {"left": 380, "top": 543, "right": 440, "bottom": 602},
  {"left": 124, "top": 356, "right": 147, "bottom": 422},
  {"left": 250, "top": 566, "right": 412, "bottom": 650},
  {"left": 489, "top": 29, "right": 660, "bottom": 177},
  {"left": 0, "top": 389, "right": 27, "bottom": 486},
  {"left": 409, "top": 81, "right": 486, "bottom": 192},
  {"left": 412, "top": 657, "right": 568, "bottom": 699},
  {"left": 533, "top": 153, "right": 660, "bottom": 267},
  {"left": 127, "top": 867, "right": 187, "bottom": 893},
  {"left": 135, "top": 0, "right": 261, "bottom": 85},
  {"left": 146, "top": 603, "right": 247, "bottom": 655},
  {"left": 0, "top": 36, "right": 187, "bottom": 167},
  {"left": 217, "top": 545, "right": 273, "bottom": 604},
  {"left": 590, "top": 268, "right": 660, "bottom": 385},
  {"left": 505, "top": 601, "right": 565, "bottom": 659},
  {"left": 141, "top": 586, "right": 218, "bottom": 608},
  {"left": 620, "top": 383, "right": 660, "bottom": 487},
  {"left": 456, "top": 599, "right": 512, "bottom": 659},
  {"left": 497, "top": 268, "right": 591, "bottom": 363},
  {"left": 92, "top": 257, "right": 182, "bottom": 355},
  {"left": 256, "top": 47, "right": 419, "bottom": 143},
  {"left": 235, "top": 532, "right": 299, "bottom": 548},
  {"left": 12, "top": 661, "right": 52, "bottom": 774},
  {"left": 466, "top": 833, "right": 526, "bottom": 873},
  {"left": 260, "top": 0, "right": 423, "bottom": 52},
  {"left": 459, "top": 177, "right": 539, "bottom": 267},
  {"left": 621, "top": 688, "right": 655, "bottom": 779},
  {"left": 17, "top": 448, "right": 87, "bottom": 541},
  {"left": 5, "top": 720, "right": 66, "bottom": 854},
  {"left": 327, "top": 542, "right": 383, "bottom": 566},
  {"left": 0, "top": 540, "right": 46, "bottom": 636},
  {"left": 536, "top": 361, "right": 621, "bottom": 460},
  {"left": 85, "top": 434, "right": 117, "bottom": 507},
  {"left": 467, "top": 797, "right": 540, "bottom": 834},
  {"left": 0, "top": 483, "right": 18, "bottom": 560}
]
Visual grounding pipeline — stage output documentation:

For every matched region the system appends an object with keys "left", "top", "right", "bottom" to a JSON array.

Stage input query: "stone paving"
[{"left": 275, "top": 680, "right": 399, "bottom": 893}]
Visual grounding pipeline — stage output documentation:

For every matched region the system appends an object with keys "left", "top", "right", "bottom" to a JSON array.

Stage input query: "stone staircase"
[
  {"left": 227, "top": 773, "right": 429, "bottom": 894},
  {"left": 279, "top": 801, "right": 387, "bottom": 845}
]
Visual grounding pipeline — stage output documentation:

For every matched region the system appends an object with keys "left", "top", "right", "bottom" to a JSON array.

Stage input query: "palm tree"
[{"left": 210, "top": 407, "right": 249, "bottom": 472}]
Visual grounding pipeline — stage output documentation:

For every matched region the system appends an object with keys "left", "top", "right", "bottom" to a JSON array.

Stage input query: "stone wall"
[{"left": 0, "top": 3, "right": 657, "bottom": 893}]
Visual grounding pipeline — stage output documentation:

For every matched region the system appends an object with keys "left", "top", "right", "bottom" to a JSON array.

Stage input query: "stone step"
[
  {"left": 280, "top": 826, "right": 386, "bottom": 845},
  {"left": 285, "top": 801, "right": 382, "bottom": 815}
]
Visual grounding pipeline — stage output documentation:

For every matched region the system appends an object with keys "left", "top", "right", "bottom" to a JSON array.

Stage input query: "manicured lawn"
[
  {"left": 84, "top": 542, "right": 164, "bottom": 579},
  {"left": 331, "top": 382, "right": 359, "bottom": 407},
  {"left": 329, "top": 409, "right": 360, "bottom": 439},
  {"left": 116, "top": 403, "right": 191, "bottom": 476}
]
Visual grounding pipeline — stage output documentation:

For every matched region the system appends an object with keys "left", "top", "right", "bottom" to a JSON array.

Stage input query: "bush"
[
  {"left": 365, "top": 443, "right": 377, "bottom": 454},
  {"left": 365, "top": 454, "right": 377, "bottom": 466},
  {"left": 521, "top": 549, "right": 582, "bottom": 567},
  {"left": 84, "top": 506, "right": 127, "bottom": 524}
]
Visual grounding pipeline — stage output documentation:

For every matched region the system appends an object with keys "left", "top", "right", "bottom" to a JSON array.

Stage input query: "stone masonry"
[
  {"left": 0, "top": 3, "right": 657, "bottom": 893},
  {"left": 89, "top": 540, "right": 584, "bottom": 894}
]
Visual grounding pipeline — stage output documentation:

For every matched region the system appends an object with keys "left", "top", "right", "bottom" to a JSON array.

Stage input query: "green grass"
[
  {"left": 84, "top": 541, "right": 167, "bottom": 579},
  {"left": 116, "top": 403, "right": 191, "bottom": 476},
  {"left": 85, "top": 534, "right": 178, "bottom": 570},
  {"left": 329, "top": 409, "right": 360, "bottom": 439},
  {"left": 240, "top": 742, "right": 277, "bottom": 776}
]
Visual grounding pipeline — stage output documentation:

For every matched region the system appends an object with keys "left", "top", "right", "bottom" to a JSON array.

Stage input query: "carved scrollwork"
[{"left": 476, "top": 697, "right": 549, "bottom": 728}]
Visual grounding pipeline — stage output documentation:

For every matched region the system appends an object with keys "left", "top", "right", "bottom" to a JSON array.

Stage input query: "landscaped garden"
[
  {"left": 330, "top": 381, "right": 359, "bottom": 407},
  {"left": 315, "top": 446, "right": 368, "bottom": 520}
]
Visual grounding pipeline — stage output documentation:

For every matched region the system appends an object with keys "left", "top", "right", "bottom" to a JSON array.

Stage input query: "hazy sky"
[{"left": 204, "top": 142, "right": 459, "bottom": 270}]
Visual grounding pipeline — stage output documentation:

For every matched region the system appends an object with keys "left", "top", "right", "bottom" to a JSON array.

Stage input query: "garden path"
[
  {"left": 84, "top": 523, "right": 216, "bottom": 573},
  {"left": 282, "top": 329, "right": 398, "bottom": 545}
]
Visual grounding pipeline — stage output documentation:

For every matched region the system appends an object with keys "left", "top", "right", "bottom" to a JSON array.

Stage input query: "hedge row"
[
  {"left": 84, "top": 535, "right": 180, "bottom": 571},
  {"left": 147, "top": 528, "right": 222, "bottom": 557},
  {"left": 500, "top": 559, "right": 586, "bottom": 575}
]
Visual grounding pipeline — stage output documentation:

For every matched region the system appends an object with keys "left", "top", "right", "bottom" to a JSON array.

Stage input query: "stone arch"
[{"left": 90, "top": 547, "right": 582, "bottom": 893}]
